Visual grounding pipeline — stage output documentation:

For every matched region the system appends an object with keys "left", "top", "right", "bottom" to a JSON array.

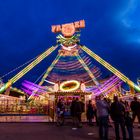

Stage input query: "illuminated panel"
[{"left": 60, "top": 80, "right": 80, "bottom": 92}]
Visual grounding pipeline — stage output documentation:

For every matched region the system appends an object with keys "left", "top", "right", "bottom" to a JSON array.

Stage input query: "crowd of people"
[
  {"left": 56, "top": 97, "right": 84, "bottom": 127},
  {"left": 87, "top": 96, "right": 140, "bottom": 140},
  {"left": 56, "top": 96, "right": 140, "bottom": 140}
]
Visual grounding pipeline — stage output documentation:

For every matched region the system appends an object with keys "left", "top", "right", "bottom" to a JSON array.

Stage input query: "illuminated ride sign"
[{"left": 60, "top": 80, "right": 80, "bottom": 92}]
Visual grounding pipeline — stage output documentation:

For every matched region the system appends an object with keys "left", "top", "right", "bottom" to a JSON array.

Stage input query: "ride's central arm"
[
  {"left": 74, "top": 52, "right": 99, "bottom": 85},
  {"left": 39, "top": 53, "right": 62, "bottom": 86},
  {"left": 0, "top": 46, "right": 58, "bottom": 94},
  {"left": 81, "top": 45, "right": 140, "bottom": 93},
  {"left": 27, "top": 53, "right": 61, "bottom": 100}
]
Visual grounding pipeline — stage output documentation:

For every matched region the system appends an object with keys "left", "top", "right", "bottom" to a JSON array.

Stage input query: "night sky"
[{"left": 0, "top": 0, "right": 140, "bottom": 88}]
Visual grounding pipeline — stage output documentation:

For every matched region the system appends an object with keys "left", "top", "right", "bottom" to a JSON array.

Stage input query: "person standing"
[
  {"left": 70, "top": 97, "right": 76, "bottom": 125},
  {"left": 110, "top": 96, "right": 126, "bottom": 140},
  {"left": 79, "top": 98, "right": 85, "bottom": 122},
  {"left": 86, "top": 100, "right": 94, "bottom": 126},
  {"left": 124, "top": 101, "right": 133, "bottom": 140},
  {"left": 56, "top": 99, "right": 65, "bottom": 126},
  {"left": 94, "top": 105, "right": 99, "bottom": 126},
  {"left": 73, "top": 97, "right": 82, "bottom": 128},
  {"left": 96, "top": 95, "right": 110, "bottom": 140},
  {"left": 130, "top": 96, "right": 140, "bottom": 128}
]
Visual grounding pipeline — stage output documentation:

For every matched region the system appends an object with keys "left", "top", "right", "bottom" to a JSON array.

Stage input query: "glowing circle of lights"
[{"left": 60, "top": 80, "right": 80, "bottom": 92}]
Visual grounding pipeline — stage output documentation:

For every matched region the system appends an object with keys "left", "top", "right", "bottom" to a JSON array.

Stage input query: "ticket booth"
[{"left": 48, "top": 91, "right": 91, "bottom": 121}]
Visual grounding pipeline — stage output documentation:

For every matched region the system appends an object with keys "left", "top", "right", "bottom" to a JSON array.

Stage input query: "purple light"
[
  {"left": 94, "top": 78, "right": 122, "bottom": 95},
  {"left": 21, "top": 88, "right": 39, "bottom": 96},
  {"left": 97, "top": 78, "right": 120, "bottom": 92},
  {"left": 85, "top": 75, "right": 116, "bottom": 91},
  {"left": 22, "top": 80, "right": 48, "bottom": 91},
  {"left": 22, "top": 83, "right": 39, "bottom": 90},
  {"left": 23, "top": 80, "right": 44, "bottom": 88},
  {"left": 85, "top": 75, "right": 119, "bottom": 93},
  {"left": 104, "top": 81, "right": 123, "bottom": 96}
]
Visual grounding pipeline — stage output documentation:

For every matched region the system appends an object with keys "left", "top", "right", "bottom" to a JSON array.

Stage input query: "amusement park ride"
[{"left": 0, "top": 20, "right": 140, "bottom": 100}]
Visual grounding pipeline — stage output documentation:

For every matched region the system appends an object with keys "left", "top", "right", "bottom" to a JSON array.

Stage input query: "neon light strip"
[
  {"left": 56, "top": 56, "right": 91, "bottom": 68},
  {"left": 61, "top": 44, "right": 77, "bottom": 51},
  {"left": 44, "top": 80, "right": 55, "bottom": 85},
  {"left": 21, "top": 88, "right": 39, "bottom": 96},
  {"left": 104, "top": 81, "right": 123, "bottom": 96},
  {"left": 22, "top": 83, "right": 47, "bottom": 92},
  {"left": 48, "top": 72, "right": 101, "bottom": 82},
  {"left": 11, "top": 46, "right": 57, "bottom": 83},
  {"left": 87, "top": 77, "right": 120, "bottom": 93},
  {"left": 23, "top": 80, "right": 48, "bottom": 89},
  {"left": 0, "top": 46, "right": 57, "bottom": 94},
  {"left": 12, "top": 46, "right": 57, "bottom": 83},
  {"left": 75, "top": 53, "right": 99, "bottom": 85},
  {"left": 28, "top": 53, "right": 61, "bottom": 99},
  {"left": 39, "top": 53, "right": 62, "bottom": 86},
  {"left": 48, "top": 67, "right": 100, "bottom": 80},
  {"left": 85, "top": 75, "right": 117, "bottom": 91},
  {"left": 81, "top": 45, "right": 140, "bottom": 92},
  {"left": 81, "top": 46, "right": 126, "bottom": 81},
  {"left": 0, "top": 55, "right": 37, "bottom": 79},
  {"left": 100, "top": 75, "right": 117, "bottom": 87},
  {"left": 94, "top": 78, "right": 121, "bottom": 95},
  {"left": 93, "top": 77, "right": 120, "bottom": 93}
]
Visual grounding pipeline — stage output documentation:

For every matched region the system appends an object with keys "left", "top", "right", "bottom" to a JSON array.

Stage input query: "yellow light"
[{"left": 60, "top": 80, "right": 80, "bottom": 92}]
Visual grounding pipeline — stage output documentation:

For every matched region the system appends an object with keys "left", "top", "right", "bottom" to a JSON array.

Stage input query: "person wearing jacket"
[
  {"left": 130, "top": 96, "right": 140, "bottom": 128},
  {"left": 110, "top": 96, "right": 126, "bottom": 140},
  {"left": 86, "top": 100, "right": 94, "bottom": 126},
  {"left": 96, "top": 95, "right": 110, "bottom": 140}
]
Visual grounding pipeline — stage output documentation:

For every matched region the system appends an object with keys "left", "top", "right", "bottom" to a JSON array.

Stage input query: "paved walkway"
[
  {"left": 0, "top": 123, "right": 140, "bottom": 140},
  {"left": 0, "top": 115, "right": 51, "bottom": 122}
]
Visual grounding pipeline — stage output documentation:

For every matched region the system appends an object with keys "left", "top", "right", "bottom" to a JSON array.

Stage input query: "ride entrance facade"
[{"left": 0, "top": 20, "right": 139, "bottom": 122}]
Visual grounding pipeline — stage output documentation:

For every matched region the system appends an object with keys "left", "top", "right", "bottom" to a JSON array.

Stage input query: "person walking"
[
  {"left": 96, "top": 95, "right": 110, "bottom": 140},
  {"left": 110, "top": 96, "right": 126, "bottom": 140}
]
